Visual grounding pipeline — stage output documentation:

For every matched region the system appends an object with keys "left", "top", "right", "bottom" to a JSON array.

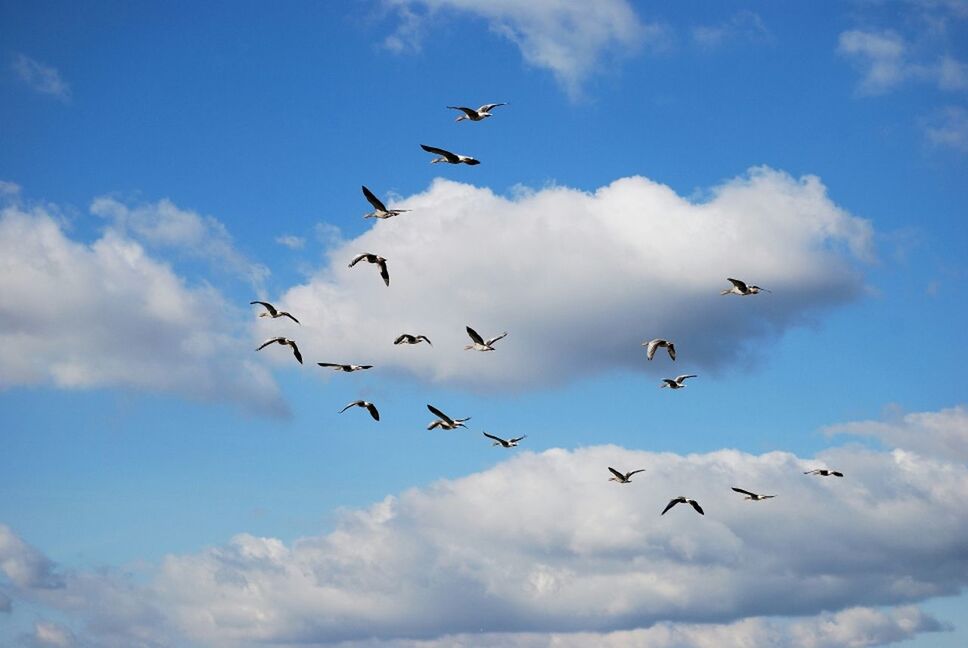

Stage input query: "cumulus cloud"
[
  {"left": 274, "top": 168, "right": 871, "bottom": 391},
  {"left": 382, "top": 0, "right": 666, "bottom": 97},
  {"left": 0, "top": 203, "right": 286, "bottom": 416},
  {"left": 0, "top": 525, "right": 63, "bottom": 589},
  {"left": 11, "top": 54, "right": 71, "bottom": 101},
  {"left": 826, "top": 404, "right": 968, "bottom": 461},
  {"left": 692, "top": 11, "right": 772, "bottom": 49}
]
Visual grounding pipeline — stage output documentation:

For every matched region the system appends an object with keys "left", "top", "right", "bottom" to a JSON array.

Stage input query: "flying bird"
[
  {"left": 464, "top": 326, "right": 508, "bottom": 351},
  {"left": 362, "top": 185, "right": 410, "bottom": 219},
  {"left": 643, "top": 338, "right": 676, "bottom": 361},
  {"left": 349, "top": 253, "right": 390, "bottom": 287},
  {"left": 317, "top": 363, "right": 373, "bottom": 373},
  {"left": 661, "top": 497, "right": 705, "bottom": 515},
  {"left": 804, "top": 469, "right": 844, "bottom": 477},
  {"left": 426, "top": 404, "right": 470, "bottom": 430},
  {"left": 339, "top": 400, "right": 380, "bottom": 421},
  {"left": 721, "top": 277, "right": 770, "bottom": 296},
  {"left": 731, "top": 487, "right": 776, "bottom": 501},
  {"left": 250, "top": 301, "right": 300, "bottom": 324},
  {"left": 256, "top": 337, "right": 303, "bottom": 364},
  {"left": 420, "top": 144, "right": 480, "bottom": 165},
  {"left": 447, "top": 103, "right": 507, "bottom": 122},
  {"left": 661, "top": 374, "right": 697, "bottom": 389},
  {"left": 394, "top": 333, "right": 432, "bottom": 346},
  {"left": 483, "top": 431, "right": 526, "bottom": 447},
  {"left": 608, "top": 467, "right": 645, "bottom": 484}
]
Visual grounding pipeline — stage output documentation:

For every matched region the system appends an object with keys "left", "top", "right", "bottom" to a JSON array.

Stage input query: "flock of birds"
[{"left": 251, "top": 102, "right": 844, "bottom": 519}]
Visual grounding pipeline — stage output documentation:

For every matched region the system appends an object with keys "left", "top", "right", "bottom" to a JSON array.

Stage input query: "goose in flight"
[
  {"left": 317, "top": 363, "right": 373, "bottom": 373},
  {"left": 349, "top": 253, "right": 390, "bottom": 287},
  {"left": 643, "top": 338, "right": 676, "bottom": 361},
  {"left": 661, "top": 374, "right": 697, "bottom": 389},
  {"left": 339, "top": 400, "right": 380, "bottom": 421},
  {"left": 362, "top": 185, "right": 410, "bottom": 219},
  {"left": 426, "top": 404, "right": 470, "bottom": 430},
  {"left": 464, "top": 326, "right": 507, "bottom": 351},
  {"left": 250, "top": 301, "right": 300, "bottom": 324},
  {"left": 608, "top": 467, "right": 645, "bottom": 484},
  {"left": 731, "top": 487, "right": 776, "bottom": 501},
  {"left": 394, "top": 333, "right": 432, "bottom": 346},
  {"left": 447, "top": 103, "right": 507, "bottom": 122},
  {"left": 721, "top": 277, "right": 770, "bottom": 296},
  {"left": 661, "top": 497, "right": 704, "bottom": 516},
  {"left": 483, "top": 431, "right": 526, "bottom": 447},
  {"left": 420, "top": 144, "right": 480, "bottom": 165},
  {"left": 256, "top": 337, "right": 303, "bottom": 364},
  {"left": 804, "top": 469, "right": 844, "bottom": 477}
]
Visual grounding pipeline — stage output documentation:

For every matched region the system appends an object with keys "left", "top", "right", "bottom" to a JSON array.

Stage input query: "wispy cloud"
[
  {"left": 692, "top": 11, "right": 772, "bottom": 49},
  {"left": 11, "top": 54, "right": 71, "bottom": 101},
  {"left": 923, "top": 105, "right": 968, "bottom": 150},
  {"left": 274, "top": 234, "right": 306, "bottom": 250}
]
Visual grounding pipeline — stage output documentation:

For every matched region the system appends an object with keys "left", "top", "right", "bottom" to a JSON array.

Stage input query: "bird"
[
  {"left": 447, "top": 103, "right": 507, "bottom": 122},
  {"left": 731, "top": 487, "right": 776, "bottom": 501},
  {"left": 608, "top": 467, "right": 645, "bottom": 484},
  {"left": 643, "top": 338, "right": 676, "bottom": 361},
  {"left": 483, "top": 431, "right": 526, "bottom": 447},
  {"left": 661, "top": 497, "right": 705, "bottom": 515},
  {"left": 464, "top": 326, "right": 508, "bottom": 351},
  {"left": 362, "top": 185, "right": 410, "bottom": 219},
  {"left": 349, "top": 253, "right": 390, "bottom": 287},
  {"left": 250, "top": 301, "right": 300, "bottom": 324},
  {"left": 804, "top": 469, "right": 844, "bottom": 477},
  {"left": 420, "top": 144, "right": 480, "bottom": 165},
  {"left": 339, "top": 400, "right": 380, "bottom": 421},
  {"left": 317, "top": 363, "right": 373, "bottom": 372},
  {"left": 426, "top": 404, "right": 470, "bottom": 430},
  {"left": 661, "top": 374, "right": 697, "bottom": 389},
  {"left": 394, "top": 333, "right": 432, "bottom": 346},
  {"left": 256, "top": 337, "right": 303, "bottom": 364},
  {"left": 721, "top": 277, "right": 770, "bottom": 296}
]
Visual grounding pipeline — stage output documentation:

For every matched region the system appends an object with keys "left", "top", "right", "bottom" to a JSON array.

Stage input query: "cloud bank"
[{"left": 274, "top": 167, "right": 872, "bottom": 391}]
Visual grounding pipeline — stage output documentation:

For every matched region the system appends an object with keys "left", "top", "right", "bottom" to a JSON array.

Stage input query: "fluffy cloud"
[
  {"left": 0, "top": 525, "right": 63, "bottom": 589},
  {"left": 2, "top": 405, "right": 967, "bottom": 645},
  {"left": 274, "top": 167, "right": 871, "bottom": 390},
  {"left": 11, "top": 54, "right": 71, "bottom": 101},
  {"left": 825, "top": 404, "right": 968, "bottom": 461},
  {"left": 382, "top": 0, "right": 666, "bottom": 97},
  {"left": 692, "top": 11, "right": 772, "bottom": 49},
  {"left": 838, "top": 29, "right": 968, "bottom": 94},
  {"left": 0, "top": 203, "right": 285, "bottom": 416}
]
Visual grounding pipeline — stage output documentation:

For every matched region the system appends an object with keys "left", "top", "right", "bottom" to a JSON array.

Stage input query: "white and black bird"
[
  {"left": 483, "top": 431, "right": 526, "bottom": 447},
  {"left": 250, "top": 301, "right": 300, "bottom": 324},
  {"left": 394, "top": 333, "right": 432, "bottom": 346},
  {"left": 721, "top": 277, "right": 770, "bottom": 296},
  {"left": 426, "top": 404, "right": 470, "bottom": 430},
  {"left": 731, "top": 487, "right": 776, "bottom": 501},
  {"left": 339, "top": 400, "right": 380, "bottom": 421},
  {"left": 608, "top": 467, "right": 645, "bottom": 484},
  {"left": 643, "top": 338, "right": 676, "bottom": 361},
  {"left": 420, "top": 144, "right": 480, "bottom": 165},
  {"left": 349, "top": 253, "right": 390, "bottom": 287},
  {"left": 362, "top": 185, "right": 410, "bottom": 219},
  {"left": 256, "top": 337, "right": 303, "bottom": 364},
  {"left": 661, "top": 374, "right": 697, "bottom": 389},
  {"left": 447, "top": 103, "right": 507, "bottom": 122},
  {"left": 661, "top": 497, "right": 705, "bottom": 515},
  {"left": 317, "top": 363, "right": 373, "bottom": 373},
  {"left": 804, "top": 468, "right": 844, "bottom": 477},
  {"left": 464, "top": 326, "right": 507, "bottom": 351}
]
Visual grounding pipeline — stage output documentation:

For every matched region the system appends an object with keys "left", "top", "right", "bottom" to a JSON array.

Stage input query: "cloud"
[
  {"left": 692, "top": 11, "right": 772, "bottom": 49},
  {"left": 11, "top": 54, "right": 71, "bottom": 101},
  {"left": 2, "top": 405, "right": 966, "bottom": 645},
  {"left": 0, "top": 524, "right": 63, "bottom": 589},
  {"left": 274, "top": 167, "right": 871, "bottom": 391},
  {"left": 275, "top": 234, "right": 306, "bottom": 250},
  {"left": 923, "top": 105, "right": 968, "bottom": 150},
  {"left": 382, "top": 0, "right": 667, "bottom": 97},
  {"left": 28, "top": 622, "right": 75, "bottom": 648},
  {"left": 825, "top": 404, "right": 968, "bottom": 461},
  {"left": 838, "top": 29, "right": 968, "bottom": 94},
  {"left": 0, "top": 181, "right": 21, "bottom": 197},
  {"left": 0, "top": 203, "right": 286, "bottom": 416}
]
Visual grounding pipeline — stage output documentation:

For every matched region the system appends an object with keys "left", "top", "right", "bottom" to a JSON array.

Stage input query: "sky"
[{"left": 1, "top": 1, "right": 967, "bottom": 646}]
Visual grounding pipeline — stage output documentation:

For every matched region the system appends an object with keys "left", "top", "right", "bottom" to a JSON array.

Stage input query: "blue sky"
[{"left": 2, "top": 1, "right": 967, "bottom": 646}]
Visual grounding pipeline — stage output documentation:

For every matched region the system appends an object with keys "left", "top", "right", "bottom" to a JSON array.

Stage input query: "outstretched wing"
[
  {"left": 675, "top": 374, "right": 697, "bottom": 383},
  {"left": 339, "top": 401, "right": 363, "bottom": 413},
  {"left": 365, "top": 403, "right": 380, "bottom": 421},
  {"left": 510, "top": 435, "right": 527, "bottom": 443},
  {"left": 731, "top": 487, "right": 757, "bottom": 497},
  {"left": 317, "top": 363, "right": 342, "bottom": 369},
  {"left": 689, "top": 500, "right": 705, "bottom": 515},
  {"left": 289, "top": 341, "right": 303, "bottom": 364},
  {"left": 478, "top": 102, "right": 506, "bottom": 112},
  {"left": 482, "top": 431, "right": 505, "bottom": 443},
  {"left": 417, "top": 335, "right": 432, "bottom": 346},
  {"left": 361, "top": 185, "right": 387, "bottom": 212},
  {"left": 485, "top": 332, "right": 508, "bottom": 346},
  {"left": 447, "top": 106, "right": 477, "bottom": 118},
  {"left": 349, "top": 253, "right": 369, "bottom": 267},
  {"left": 427, "top": 404, "right": 454, "bottom": 424},
  {"left": 608, "top": 466, "right": 625, "bottom": 481},
  {"left": 626, "top": 469, "right": 646, "bottom": 478},
  {"left": 646, "top": 339, "right": 658, "bottom": 360},
  {"left": 282, "top": 312, "right": 300, "bottom": 324},
  {"left": 421, "top": 144, "right": 457, "bottom": 162},
  {"left": 394, "top": 334, "right": 410, "bottom": 344},
  {"left": 666, "top": 343, "right": 676, "bottom": 361},
  {"left": 661, "top": 499, "right": 679, "bottom": 515},
  {"left": 727, "top": 277, "right": 748, "bottom": 292},
  {"left": 250, "top": 300, "right": 278, "bottom": 316},
  {"left": 465, "top": 326, "right": 485, "bottom": 345},
  {"left": 256, "top": 337, "right": 284, "bottom": 351},
  {"left": 377, "top": 258, "right": 390, "bottom": 287}
]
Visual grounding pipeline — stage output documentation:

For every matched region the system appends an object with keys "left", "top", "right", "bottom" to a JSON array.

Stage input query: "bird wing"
[
  {"left": 256, "top": 337, "right": 284, "bottom": 351},
  {"left": 282, "top": 312, "right": 300, "bottom": 324},
  {"left": 732, "top": 487, "right": 756, "bottom": 497},
  {"left": 478, "top": 103, "right": 506, "bottom": 112},
  {"left": 485, "top": 332, "right": 508, "bottom": 346},
  {"left": 421, "top": 144, "right": 458, "bottom": 161},
  {"left": 661, "top": 499, "right": 679, "bottom": 515},
  {"left": 349, "top": 253, "right": 369, "bottom": 267},
  {"left": 675, "top": 374, "right": 697, "bottom": 383},
  {"left": 289, "top": 341, "right": 303, "bottom": 364},
  {"left": 426, "top": 404, "right": 454, "bottom": 424},
  {"left": 646, "top": 339, "right": 658, "bottom": 360},
  {"left": 465, "top": 326, "right": 485, "bottom": 345},
  {"left": 417, "top": 335, "right": 432, "bottom": 346},
  {"left": 832, "top": 471, "right": 844, "bottom": 477},
  {"left": 447, "top": 106, "right": 477, "bottom": 118},
  {"left": 361, "top": 185, "right": 387, "bottom": 212},
  {"left": 317, "top": 363, "right": 341, "bottom": 368},
  {"left": 608, "top": 466, "right": 626, "bottom": 480},
  {"left": 339, "top": 401, "right": 363, "bottom": 413},
  {"left": 803, "top": 469, "right": 819, "bottom": 475},
  {"left": 357, "top": 365, "right": 373, "bottom": 370},
  {"left": 427, "top": 420, "right": 444, "bottom": 430},
  {"left": 482, "top": 431, "right": 505, "bottom": 443},
  {"left": 626, "top": 469, "right": 646, "bottom": 478},
  {"left": 378, "top": 258, "right": 390, "bottom": 286},
  {"left": 689, "top": 500, "right": 705, "bottom": 515},
  {"left": 661, "top": 379, "right": 677, "bottom": 387},
  {"left": 727, "top": 277, "right": 748, "bottom": 292},
  {"left": 667, "top": 343, "right": 676, "bottom": 361},
  {"left": 461, "top": 157, "right": 481, "bottom": 165},
  {"left": 365, "top": 403, "right": 380, "bottom": 421},
  {"left": 510, "top": 435, "right": 527, "bottom": 443},
  {"left": 394, "top": 334, "right": 409, "bottom": 344},
  {"left": 250, "top": 300, "right": 278, "bottom": 316}
]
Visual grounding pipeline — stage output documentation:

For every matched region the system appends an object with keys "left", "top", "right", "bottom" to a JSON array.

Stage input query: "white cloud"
[
  {"left": 0, "top": 204, "right": 286, "bottom": 416},
  {"left": 0, "top": 181, "right": 21, "bottom": 196},
  {"left": 0, "top": 524, "right": 63, "bottom": 589},
  {"left": 274, "top": 168, "right": 871, "bottom": 391},
  {"left": 825, "top": 404, "right": 968, "bottom": 461},
  {"left": 11, "top": 54, "right": 71, "bottom": 101},
  {"left": 30, "top": 622, "right": 75, "bottom": 647},
  {"left": 838, "top": 29, "right": 968, "bottom": 95},
  {"left": 382, "top": 0, "right": 667, "bottom": 97},
  {"left": 275, "top": 234, "right": 306, "bottom": 250},
  {"left": 692, "top": 11, "right": 772, "bottom": 49},
  {"left": 923, "top": 105, "right": 968, "bottom": 150}
]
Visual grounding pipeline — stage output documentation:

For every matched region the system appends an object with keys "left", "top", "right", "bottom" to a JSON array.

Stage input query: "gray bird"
[
  {"left": 483, "top": 431, "right": 526, "bottom": 448},
  {"left": 427, "top": 404, "right": 470, "bottom": 430},
  {"left": 804, "top": 469, "right": 844, "bottom": 477},
  {"left": 317, "top": 363, "right": 373, "bottom": 373},
  {"left": 721, "top": 277, "right": 770, "bottom": 296},
  {"left": 464, "top": 326, "right": 507, "bottom": 351},
  {"left": 362, "top": 185, "right": 410, "bottom": 219},
  {"left": 661, "top": 374, "right": 697, "bottom": 389},
  {"left": 731, "top": 487, "right": 776, "bottom": 501},
  {"left": 643, "top": 338, "right": 676, "bottom": 361},
  {"left": 394, "top": 333, "right": 432, "bottom": 346}
]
